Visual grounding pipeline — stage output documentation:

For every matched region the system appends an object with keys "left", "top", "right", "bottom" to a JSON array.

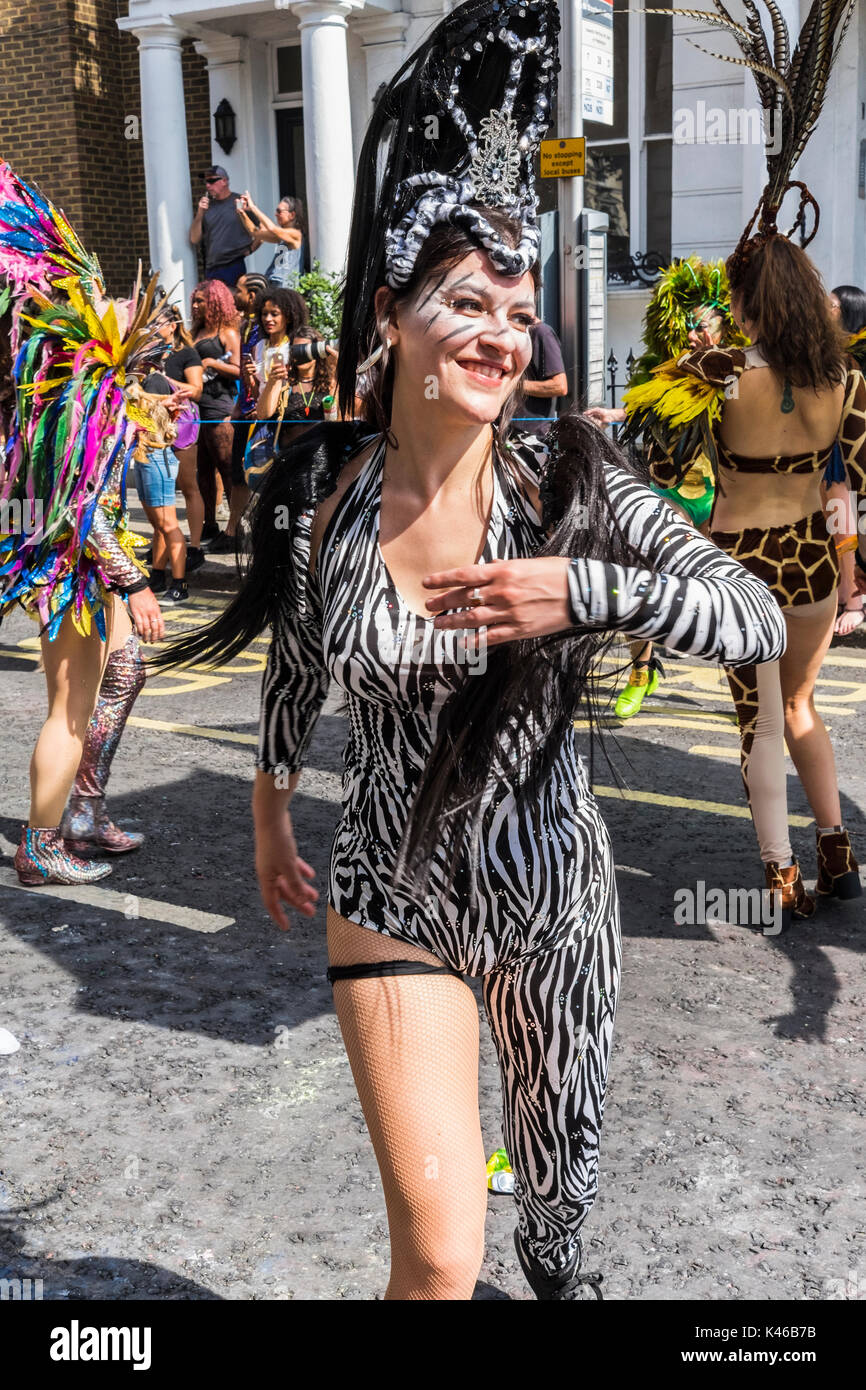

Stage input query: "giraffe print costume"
[{"left": 668, "top": 347, "right": 866, "bottom": 845}]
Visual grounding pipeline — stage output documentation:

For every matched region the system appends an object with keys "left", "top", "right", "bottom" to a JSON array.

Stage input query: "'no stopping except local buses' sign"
[{"left": 540, "top": 137, "right": 586, "bottom": 179}]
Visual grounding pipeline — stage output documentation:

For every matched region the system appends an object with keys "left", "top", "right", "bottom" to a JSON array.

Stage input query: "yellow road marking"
[
  {"left": 688, "top": 743, "right": 793, "bottom": 763},
  {"left": 577, "top": 716, "right": 738, "bottom": 733},
  {"left": 123, "top": 718, "right": 810, "bottom": 827},
  {"left": 591, "top": 784, "right": 812, "bottom": 827},
  {"left": 128, "top": 715, "right": 257, "bottom": 745}
]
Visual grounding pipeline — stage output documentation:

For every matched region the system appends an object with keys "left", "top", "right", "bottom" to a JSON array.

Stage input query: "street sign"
[
  {"left": 540, "top": 137, "right": 586, "bottom": 179},
  {"left": 582, "top": 0, "right": 614, "bottom": 125}
]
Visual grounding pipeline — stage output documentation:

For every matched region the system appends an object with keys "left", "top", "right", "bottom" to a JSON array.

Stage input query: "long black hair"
[
  {"left": 832, "top": 283, "right": 866, "bottom": 336},
  {"left": 150, "top": 421, "right": 373, "bottom": 670}
]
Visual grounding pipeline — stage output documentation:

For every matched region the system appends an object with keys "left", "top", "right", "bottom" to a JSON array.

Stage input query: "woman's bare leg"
[
  {"left": 31, "top": 605, "right": 113, "bottom": 826},
  {"left": 780, "top": 592, "right": 842, "bottom": 828},
  {"left": 143, "top": 502, "right": 165, "bottom": 574},
  {"left": 147, "top": 504, "right": 186, "bottom": 580},
  {"left": 176, "top": 444, "right": 204, "bottom": 546},
  {"left": 106, "top": 593, "right": 132, "bottom": 657},
  {"left": 327, "top": 908, "right": 487, "bottom": 1300}
]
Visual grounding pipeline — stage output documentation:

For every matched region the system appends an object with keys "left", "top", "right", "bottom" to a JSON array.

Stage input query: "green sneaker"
[{"left": 615, "top": 660, "right": 662, "bottom": 719}]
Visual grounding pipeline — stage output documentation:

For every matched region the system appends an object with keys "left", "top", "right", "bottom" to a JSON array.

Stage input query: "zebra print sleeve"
[
  {"left": 565, "top": 464, "right": 786, "bottom": 667},
  {"left": 256, "top": 511, "right": 330, "bottom": 775}
]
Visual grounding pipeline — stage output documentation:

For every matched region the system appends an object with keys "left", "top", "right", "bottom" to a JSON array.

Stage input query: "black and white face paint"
[{"left": 390, "top": 250, "right": 536, "bottom": 424}]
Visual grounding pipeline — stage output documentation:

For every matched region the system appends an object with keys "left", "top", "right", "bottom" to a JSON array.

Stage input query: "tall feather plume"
[{"left": 643, "top": 2, "right": 856, "bottom": 236}]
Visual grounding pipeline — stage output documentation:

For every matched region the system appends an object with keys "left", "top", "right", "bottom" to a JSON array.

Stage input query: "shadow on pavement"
[
  {"left": 1, "top": 709, "right": 862, "bottom": 1047},
  {"left": 0, "top": 1208, "right": 222, "bottom": 1300}
]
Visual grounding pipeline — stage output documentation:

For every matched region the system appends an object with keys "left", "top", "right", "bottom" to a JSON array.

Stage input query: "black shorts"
[{"left": 231, "top": 417, "right": 254, "bottom": 486}]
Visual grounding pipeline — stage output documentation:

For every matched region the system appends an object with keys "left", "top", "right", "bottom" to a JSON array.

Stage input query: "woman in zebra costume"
[{"left": 161, "top": 0, "right": 785, "bottom": 1299}]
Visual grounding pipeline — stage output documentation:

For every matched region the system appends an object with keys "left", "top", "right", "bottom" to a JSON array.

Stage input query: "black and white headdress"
[{"left": 339, "top": 0, "right": 559, "bottom": 408}]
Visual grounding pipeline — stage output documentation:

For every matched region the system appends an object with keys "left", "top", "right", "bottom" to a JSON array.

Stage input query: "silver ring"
[{"left": 469, "top": 586, "right": 482, "bottom": 605}]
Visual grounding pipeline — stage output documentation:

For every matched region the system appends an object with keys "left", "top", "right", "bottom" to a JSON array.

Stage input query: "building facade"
[
  {"left": 599, "top": 1, "right": 866, "bottom": 406},
  {"left": 1, "top": 1, "right": 864, "bottom": 406}
]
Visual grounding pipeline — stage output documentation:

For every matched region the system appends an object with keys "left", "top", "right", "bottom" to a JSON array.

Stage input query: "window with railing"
[{"left": 584, "top": 1, "right": 672, "bottom": 285}]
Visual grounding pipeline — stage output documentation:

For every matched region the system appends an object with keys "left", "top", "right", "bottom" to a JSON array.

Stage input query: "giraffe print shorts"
[{"left": 710, "top": 508, "right": 839, "bottom": 607}]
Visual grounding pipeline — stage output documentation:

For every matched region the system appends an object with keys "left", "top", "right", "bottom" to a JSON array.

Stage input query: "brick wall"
[
  {"left": 0, "top": 1, "right": 212, "bottom": 296},
  {"left": 0, "top": 2, "right": 80, "bottom": 223}
]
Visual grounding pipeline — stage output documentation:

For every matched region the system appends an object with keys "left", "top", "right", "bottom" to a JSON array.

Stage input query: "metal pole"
[{"left": 557, "top": 0, "right": 584, "bottom": 409}]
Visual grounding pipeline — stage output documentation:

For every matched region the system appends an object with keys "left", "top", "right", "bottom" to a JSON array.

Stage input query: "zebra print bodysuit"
[{"left": 257, "top": 434, "right": 785, "bottom": 1276}]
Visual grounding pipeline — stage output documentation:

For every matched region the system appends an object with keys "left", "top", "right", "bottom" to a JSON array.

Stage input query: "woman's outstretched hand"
[
  {"left": 424, "top": 557, "right": 573, "bottom": 646},
  {"left": 255, "top": 815, "right": 318, "bottom": 931}
]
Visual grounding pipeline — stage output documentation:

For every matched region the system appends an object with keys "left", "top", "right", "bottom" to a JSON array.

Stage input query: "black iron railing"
[
  {"left": 607, "top": 250, "right": 666, "bottom": 287},
  {"left": 603, "top": 347, "right": 636, "bottom": 439}
]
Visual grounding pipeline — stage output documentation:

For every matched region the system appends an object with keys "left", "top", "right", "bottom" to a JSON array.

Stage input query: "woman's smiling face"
[
  {"left": 261, "top": 300, "right": 287, "bottom": 339},
  {"left": 385, "top": 250, "right": 537, "bottom": 424}
]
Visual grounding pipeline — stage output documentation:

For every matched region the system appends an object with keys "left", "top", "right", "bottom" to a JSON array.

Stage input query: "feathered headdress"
[
  {"left": 645, "top": 2, "right": 856, "bottom": 281},
  {"left": 339, "top": 0, "right": 559, "bottom": 411},
  {"left": 634, "top": 256, "right": 745, "bottom": 378},
  {"left": 0, "top": 161, "right": 106, "bottom": 331},
  {"left": 0, "top": 160, "right": 168, "bottom": 638}
]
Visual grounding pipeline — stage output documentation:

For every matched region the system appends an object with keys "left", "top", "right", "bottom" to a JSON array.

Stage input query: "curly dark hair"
[{"left": 257, "top": 288, "right": 309, "bottom": 339}]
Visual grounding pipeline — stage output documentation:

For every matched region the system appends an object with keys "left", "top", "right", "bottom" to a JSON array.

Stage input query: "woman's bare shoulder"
[{"left": 308, "top": 436, "right": 380, "bottom": 569}]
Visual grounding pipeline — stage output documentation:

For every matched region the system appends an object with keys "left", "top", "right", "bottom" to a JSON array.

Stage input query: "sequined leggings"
[{"left": 73, "top": 634, "right": 146, "bottom": 798}]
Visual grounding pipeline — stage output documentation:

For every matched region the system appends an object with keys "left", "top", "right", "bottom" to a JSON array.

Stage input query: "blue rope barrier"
[{"left": 180, "top": 416, "right": 553, "bottom": 425}]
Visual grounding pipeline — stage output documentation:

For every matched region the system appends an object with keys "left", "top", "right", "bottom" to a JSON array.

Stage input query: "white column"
[
  {"left": 291, "top": 1, "right": 362, "bottom": 276},
  {"left": 356, "top": 11, "right": 410, "bottom": 98},
  {"left": 193, "top": 34, "right": 254, "bottom": 196},
  {"left": 120, "top": 19, "right": 199, "bottom": 308},
  {"left": 353, "top": 12, "right": 410, "bottom": 167}
]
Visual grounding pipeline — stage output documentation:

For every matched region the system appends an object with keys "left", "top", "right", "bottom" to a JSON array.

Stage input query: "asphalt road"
[{"left": 1, "top": 507, "right": 864, "bottom": 1301}]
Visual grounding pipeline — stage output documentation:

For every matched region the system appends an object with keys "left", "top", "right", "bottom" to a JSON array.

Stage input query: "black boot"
[{"left": 514, "top": 1230, "right": 603, "bottom": 1301}]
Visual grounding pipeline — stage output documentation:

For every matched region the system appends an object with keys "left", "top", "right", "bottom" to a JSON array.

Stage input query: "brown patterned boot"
[
  {"left": 764, "top": 860, "right": 815, "bottom": 932},
  {"left": 815, "top": 828, "right": 862, "bottom": 901}
]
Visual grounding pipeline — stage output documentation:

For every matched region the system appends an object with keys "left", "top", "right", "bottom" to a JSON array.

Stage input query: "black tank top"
[{"left": 196, "top": 335, "right": 235, "bottom": 418}]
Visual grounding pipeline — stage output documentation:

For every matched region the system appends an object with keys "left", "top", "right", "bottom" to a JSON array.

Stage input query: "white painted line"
[{"left": 0, "top": 845, "right": 234, "bottom": 933}]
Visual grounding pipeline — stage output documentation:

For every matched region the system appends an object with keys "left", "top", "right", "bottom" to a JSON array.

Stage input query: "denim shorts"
[{"left": 135, "top": 447, "right": 179, "bottom": 508}]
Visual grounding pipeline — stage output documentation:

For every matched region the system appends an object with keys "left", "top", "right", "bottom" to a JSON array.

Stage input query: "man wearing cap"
[{"left": 189, "top": 166, "right": 252, "bottom": 288}]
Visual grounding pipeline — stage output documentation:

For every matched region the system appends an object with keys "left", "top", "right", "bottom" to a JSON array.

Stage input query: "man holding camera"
[{"left": 189, "top": 166, "right": 252, "bottom": 288}]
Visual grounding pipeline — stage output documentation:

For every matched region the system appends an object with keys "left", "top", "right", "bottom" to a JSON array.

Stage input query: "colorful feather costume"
[
  {"left": 621, "top": 258, "right": 746, "bottom": 507},
  {"left": 0, "top": 159, "right": 168, "bottom": 639}
]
